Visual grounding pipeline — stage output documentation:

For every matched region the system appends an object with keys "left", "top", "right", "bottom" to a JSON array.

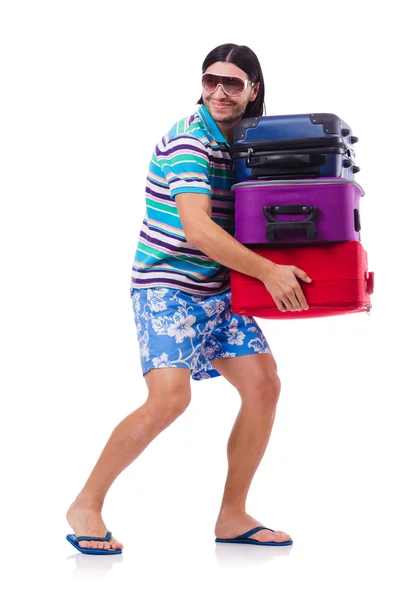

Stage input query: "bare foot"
[
  {"left": 215, "top": 511, "right": 292, "bottom": 544},
  {"left": 66, "top": 497, "right": 123, "bottom": 551}
]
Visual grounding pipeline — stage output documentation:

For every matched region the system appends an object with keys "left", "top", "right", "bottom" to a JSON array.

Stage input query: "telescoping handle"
[{"left": 263, "top": 205, "right": 318, "bottom": 242}]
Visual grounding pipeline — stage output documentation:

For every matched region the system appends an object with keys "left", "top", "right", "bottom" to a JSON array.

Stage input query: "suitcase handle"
[
  {"left": 366, "top": 272, "right": 375, "bottom": 295},
  {"left": 263, "top": 205, "right": 318, "bottom": 242},
  {"left": 249, "top": 152, "right": 325, "bottom": 180},
  {"left": 247, "top": 152, "right": 326, "bottom": 168}
]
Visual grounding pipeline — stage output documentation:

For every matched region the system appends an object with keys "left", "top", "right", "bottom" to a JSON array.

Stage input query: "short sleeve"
[{"left": 156, "top": 135, "right": 212, "bottom": 199}]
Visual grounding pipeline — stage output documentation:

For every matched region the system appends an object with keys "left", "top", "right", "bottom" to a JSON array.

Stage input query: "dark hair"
[{"left": 196, "top": 43, "right": 266, "bottom": 118}]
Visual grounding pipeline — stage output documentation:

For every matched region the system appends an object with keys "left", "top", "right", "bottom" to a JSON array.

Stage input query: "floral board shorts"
[{"left": 131, "top": 286, "right": 272, "bottom": 381}]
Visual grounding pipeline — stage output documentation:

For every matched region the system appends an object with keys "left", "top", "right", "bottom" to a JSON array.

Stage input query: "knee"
[
  {"left": 144, "top": 385, "right": 192, "bottom": 426},
  {"left": 165, "top": 388, "right": 192, "bottom": 419},
  {"left": 268, "top": 372, "right": 281, "bottom": 405},
  {"left": 241, "top": 371, "right": 281, "bottom": 410}
]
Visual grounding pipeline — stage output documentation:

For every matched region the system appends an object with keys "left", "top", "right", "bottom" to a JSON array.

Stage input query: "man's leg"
[
  {"left": 211, "top": 353, "right": 292, "bottom": 543},
  {"left": 66, "top": 367, "right": 191, "bottom": 551}
]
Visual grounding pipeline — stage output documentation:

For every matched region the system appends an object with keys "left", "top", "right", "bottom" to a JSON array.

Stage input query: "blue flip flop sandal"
[
  {"left": 66, "top": 530, "right": 122, "bottom": 554},
  {"left": 215, "top": 526, "right": 293, "bottom": 546}
]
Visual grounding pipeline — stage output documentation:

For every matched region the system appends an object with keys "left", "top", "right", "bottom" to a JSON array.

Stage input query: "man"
[{"left": 66, "top": 43, "right": 311, "bottom": 554}]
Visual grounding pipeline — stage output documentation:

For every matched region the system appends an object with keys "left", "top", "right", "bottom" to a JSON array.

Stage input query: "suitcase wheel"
[{"left": 367, "top": 272, "right": 375, "bottom": 295}]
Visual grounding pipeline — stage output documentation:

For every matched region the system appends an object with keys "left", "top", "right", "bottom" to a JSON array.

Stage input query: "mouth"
[{"left": 211, "top": 101, "right": 232, "bottom": 109}]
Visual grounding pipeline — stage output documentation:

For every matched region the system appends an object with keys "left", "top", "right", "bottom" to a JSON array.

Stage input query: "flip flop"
[
  {"left": 66, "top": 530, "right": 122, "bottom": 554},
  {"left": 215, "top": 526, "right": 293, "bottom": 546}
]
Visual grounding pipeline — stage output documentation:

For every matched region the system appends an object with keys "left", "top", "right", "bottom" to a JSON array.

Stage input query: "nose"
[{"left": 211, "top": 83, "right": 228, "bottom": 99}]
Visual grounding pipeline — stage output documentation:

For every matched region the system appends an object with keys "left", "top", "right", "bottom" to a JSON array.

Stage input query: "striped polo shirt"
[{"left": 130, "top": 104, "right": 235, "bottom": 297}]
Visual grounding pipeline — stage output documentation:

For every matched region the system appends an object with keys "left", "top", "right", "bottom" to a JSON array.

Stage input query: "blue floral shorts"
[{"left": 131, "top": 286, "right": 272, "bottom": 381}]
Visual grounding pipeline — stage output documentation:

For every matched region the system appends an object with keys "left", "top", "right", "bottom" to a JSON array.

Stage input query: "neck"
[{"left": 217, "top": 122, "right": 235, "bottom": 146}]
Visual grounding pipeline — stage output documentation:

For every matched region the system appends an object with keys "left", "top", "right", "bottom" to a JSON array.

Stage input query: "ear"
[{"left": 250, "top": 82, "right": 260, "bottom": 102}]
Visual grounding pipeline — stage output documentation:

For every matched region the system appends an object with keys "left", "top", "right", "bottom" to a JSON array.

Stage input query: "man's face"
[{"left": 201, "top": 61, "right": 259, "bottom": 126}]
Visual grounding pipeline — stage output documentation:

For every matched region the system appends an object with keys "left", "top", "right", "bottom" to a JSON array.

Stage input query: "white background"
[{"left": 1, "top": 0, "right": 396, "bottom": 597}]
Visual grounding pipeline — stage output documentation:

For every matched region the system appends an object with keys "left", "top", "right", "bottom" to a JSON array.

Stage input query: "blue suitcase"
[{"left": 232, "top": 113, "right": 360, "bottom": 183}]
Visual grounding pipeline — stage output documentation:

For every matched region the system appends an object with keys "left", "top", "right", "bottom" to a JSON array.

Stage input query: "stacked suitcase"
[{"left": 230, "top": 113, "right": 375, "bottom": 319}]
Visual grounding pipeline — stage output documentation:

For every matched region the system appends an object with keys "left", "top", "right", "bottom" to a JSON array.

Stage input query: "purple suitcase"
[{"left": 232, "top": 178, "right": 365, "bottom": 245}]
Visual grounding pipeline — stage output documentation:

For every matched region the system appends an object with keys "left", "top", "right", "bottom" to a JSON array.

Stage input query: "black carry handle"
[
  {"left": 247, "top": 152, "right": 326, "bottom": 168},
  {"left": 251, "top": 153, "right": 326, "bottom": 180},
  {"left": 263, "top": 205, "right": 318, "bottom": 242}
]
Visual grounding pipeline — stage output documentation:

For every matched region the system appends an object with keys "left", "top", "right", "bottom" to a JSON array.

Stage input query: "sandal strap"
[
  {"left": 75, "top": 531, "right": 112, "bottom": 542},
  {"left": 236, "top": 526, "right": 275, "bottom": 539}
]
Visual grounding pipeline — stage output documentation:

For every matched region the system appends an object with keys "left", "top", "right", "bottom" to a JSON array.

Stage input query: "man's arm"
[
  {"left": 175, "top": 192, "right": 273, "bottom": 281},
  {"left": 175, "top": 192, "right": 311, "bottom": 312}
]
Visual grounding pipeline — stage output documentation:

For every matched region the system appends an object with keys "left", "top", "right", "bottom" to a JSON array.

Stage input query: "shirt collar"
[{"left": 197, "top": 104, "right": 230, "bottom": 147}]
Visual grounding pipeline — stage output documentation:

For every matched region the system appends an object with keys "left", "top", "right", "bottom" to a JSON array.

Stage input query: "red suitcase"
[{"left": 230, "top": 241, "right": 374, "bottom": 319}]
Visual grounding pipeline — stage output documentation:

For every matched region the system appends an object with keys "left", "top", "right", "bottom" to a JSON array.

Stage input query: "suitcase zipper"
[
  {"left": 231, "top": 178, "right": 365, "bottom": 195},
  {"left": 237, "top": 304, "right": 372, "bottom": 315},
  {"left": 233, "top": 137, "right": 345, "bottom": 152}
]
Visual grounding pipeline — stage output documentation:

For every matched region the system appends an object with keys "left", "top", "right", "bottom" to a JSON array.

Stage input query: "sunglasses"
[{"left": 202, "top": 72, "right": 256, "bottom": 97}]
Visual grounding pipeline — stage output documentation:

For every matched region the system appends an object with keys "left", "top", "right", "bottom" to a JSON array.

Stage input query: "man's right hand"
[{"left": 260, "top": 262, "right": 312, "bottom": 312}]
